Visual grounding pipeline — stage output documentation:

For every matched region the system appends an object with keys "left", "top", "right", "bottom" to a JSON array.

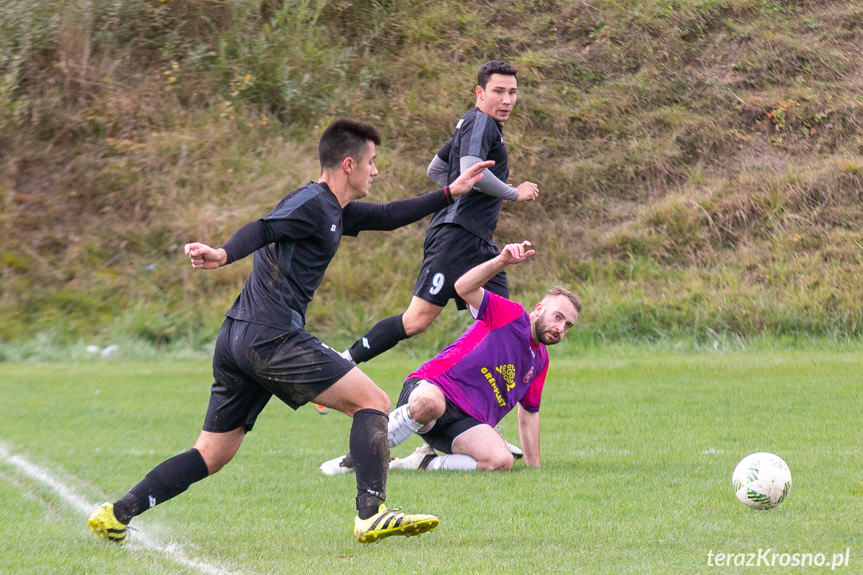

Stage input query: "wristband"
[{"left": 443, "top": 185, "right": 453, "bottom": 204}]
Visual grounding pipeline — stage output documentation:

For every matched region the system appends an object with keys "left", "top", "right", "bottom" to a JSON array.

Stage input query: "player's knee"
[
  {"left": 334, "top": 372, "right": 391, "bottom": 415},
  {"left": 477, "top": 451, "right": 514, "bottom": 472},
  {"left": 205, "top": 458, "right": 228, "bottom": 474},
  {"left": 363, "top": 385, "right": 390, "bottom": 413},
  {"left": 402, "top": 305, "right": 440, "bottom": 336},
  {"left": 198, "top": 449, "right": 234, "bottom": 475},
  {"left": 402, "top": 314, "right": 434, "bottom": 336},
  {"left": 194, "top": 429, "right": 244, "bottom": 475},
  {"left": 408, "top": 391, "right": 444, "bottom": 424},
  {"left": 498, "top": 454, "right": 515, "bottom": 471}
]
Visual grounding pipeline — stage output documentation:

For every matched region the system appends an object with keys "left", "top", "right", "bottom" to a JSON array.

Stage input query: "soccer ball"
[{"left": 731, "top": 452, "right": 792, "bottom": 509}]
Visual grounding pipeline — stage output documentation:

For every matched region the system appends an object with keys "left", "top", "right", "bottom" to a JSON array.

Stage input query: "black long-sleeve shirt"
[
  {"left": 222, "top": 182, "right": 450, "bottom": 329},
  {"left": 429, "top": 107, "right": 510, "bottom": 243}
]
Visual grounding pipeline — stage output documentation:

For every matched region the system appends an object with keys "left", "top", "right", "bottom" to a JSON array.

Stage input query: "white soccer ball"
[{"left": 732, "top": 452, "right": 792, "bottom": 509}]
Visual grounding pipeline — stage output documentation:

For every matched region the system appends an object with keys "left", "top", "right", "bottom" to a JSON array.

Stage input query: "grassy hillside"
[{"left": 2, "top": 0, "right": 862, "bottom": 353}]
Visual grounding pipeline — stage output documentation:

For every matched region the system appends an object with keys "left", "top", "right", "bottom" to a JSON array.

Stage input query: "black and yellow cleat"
[
  {"left": 88, "top": 502, "right": 127, "bottom": 544},
  {"left": 354, "top": 504, "right": 439, "bottom": 543}
]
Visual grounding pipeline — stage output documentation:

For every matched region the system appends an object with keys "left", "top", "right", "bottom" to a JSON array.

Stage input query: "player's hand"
[
  {"left": 184, "top": 242, "right": 227, "bottom": 269},
  {"left": 449, "top": 160, "right": 495, "bottom": 196},
  {"left": 499, "top": 241, "right": 535, "bottom": 265},
  {"left": 515, "top": 181, "right": 539, "bottom": 202}
]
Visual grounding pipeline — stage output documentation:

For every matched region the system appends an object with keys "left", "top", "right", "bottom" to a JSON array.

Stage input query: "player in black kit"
[
  {"left": 343, "top": 60, "right": 540, "bottom": 365},
  {"left": 87, "top": 119, "right": 492, "bottom": 545}
]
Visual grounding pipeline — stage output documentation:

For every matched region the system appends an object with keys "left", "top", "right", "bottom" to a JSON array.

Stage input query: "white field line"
[{"left": 0, "top": 441, "right": 243, "bottom": 575}]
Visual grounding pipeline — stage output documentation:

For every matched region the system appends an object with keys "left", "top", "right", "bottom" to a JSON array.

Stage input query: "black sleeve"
[
  {"left": 437, "top": 139, "right": 451, "bottom": 161},
  {"left": 221, "top": 219, "right": 289, "bottom": 264},
  {"left": 342, "top": 188, "right": 450, "bottom": 236}
]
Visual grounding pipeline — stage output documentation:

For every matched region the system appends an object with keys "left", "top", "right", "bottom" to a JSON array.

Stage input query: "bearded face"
[
  {"left": 532, "top": 309, "right": 563, "bottom": 345},
  {"left": 531, "top": 295, "right": 580, "bottom": 346}
]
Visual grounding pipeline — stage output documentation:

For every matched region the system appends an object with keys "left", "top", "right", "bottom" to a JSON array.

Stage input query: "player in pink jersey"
[{"left": 321, "top": 241, "right": 581, "bottom": 474}]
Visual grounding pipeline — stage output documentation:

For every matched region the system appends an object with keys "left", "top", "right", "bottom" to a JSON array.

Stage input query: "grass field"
[{"left": 1, "top": 345, "right": 861, "bottom": 574}]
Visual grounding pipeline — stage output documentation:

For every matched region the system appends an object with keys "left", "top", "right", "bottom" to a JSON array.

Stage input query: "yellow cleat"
[
  {"left": 88, "top": 502, "right": 127, "bottom": 544},
  {"left": 354, "top": 504, "right": 439, "bottom": 544}
]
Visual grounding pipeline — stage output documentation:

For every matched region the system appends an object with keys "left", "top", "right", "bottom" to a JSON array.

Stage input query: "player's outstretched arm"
[
  {"left": 454, "top": 240, "right": 535, "bottom": 309},
  {"left": 186, "top": 218, "right": 281, "bottom": 268},
  {"left": 517, "top": 404, "right": 540, "bottom": 468},
  {"left": 185, "top": 242, "right": 227, "bottom": 270},
  {"left": 342, "top": 161, "right": 493, "bottom": 234}
]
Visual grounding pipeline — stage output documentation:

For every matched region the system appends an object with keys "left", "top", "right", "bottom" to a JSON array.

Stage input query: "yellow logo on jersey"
[
  {"left": 496, "top": 364, "right": 516, "bottom": 391},
  {"left": 481, "top": 367, "right": 506, "bottom": 406}
]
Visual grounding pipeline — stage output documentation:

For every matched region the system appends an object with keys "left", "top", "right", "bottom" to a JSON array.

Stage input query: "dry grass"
[{"left": 2, "top": 0, "right": 863, "bottom": 344}]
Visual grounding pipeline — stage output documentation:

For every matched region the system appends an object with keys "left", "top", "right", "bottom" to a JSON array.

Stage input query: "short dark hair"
[
  {"left": 318, "top": 119, "right": 382, "bottom": 169},
  {"left": 477, "top": 60, "right": 517, "bottom": 88},
  {"left": 544, "top": 286, "right": 583, "bottom": 314}
]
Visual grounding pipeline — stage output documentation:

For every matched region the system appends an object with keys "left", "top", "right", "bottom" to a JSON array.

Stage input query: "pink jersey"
[{"left": 409, "top": 291, "right": 549, "bottom": 426}]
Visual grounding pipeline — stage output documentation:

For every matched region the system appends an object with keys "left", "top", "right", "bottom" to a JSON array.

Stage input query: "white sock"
[
  {"left": 426, "top": 454, "right": 477, "bottom": 471},
  {"left": 388, "top": 404, "right": 422, "bottom": 447}
]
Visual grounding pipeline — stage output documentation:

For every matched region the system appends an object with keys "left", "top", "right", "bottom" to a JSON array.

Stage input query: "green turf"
[{"left": 1, "top": 346, "right": 861, "bottom": 574}]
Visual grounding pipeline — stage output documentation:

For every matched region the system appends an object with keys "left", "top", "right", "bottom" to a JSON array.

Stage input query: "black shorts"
[
  {"left": 203, "top": 317, "right": 354, "bottom": 433},
  {"left": 397, "top": 378, "right": 482, "bottom": 454},
  {"left": 412, "top": 224, "right": 508, "bottom": 309}
]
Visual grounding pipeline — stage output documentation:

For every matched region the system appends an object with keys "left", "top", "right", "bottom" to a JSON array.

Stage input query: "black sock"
[
  {"left": 348, "top": 314, "right": 408, "bottom": 364},
  {"left": 113, "top": 448, "right": 209, "bottom": 524},
  {"left": 351, "top": 408, "right": 388, "bottom": 519}
]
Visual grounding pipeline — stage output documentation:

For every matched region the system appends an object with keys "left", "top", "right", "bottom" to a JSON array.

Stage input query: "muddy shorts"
[{"left": 203, "top": 317, "right": 354, "bottom": 432}]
